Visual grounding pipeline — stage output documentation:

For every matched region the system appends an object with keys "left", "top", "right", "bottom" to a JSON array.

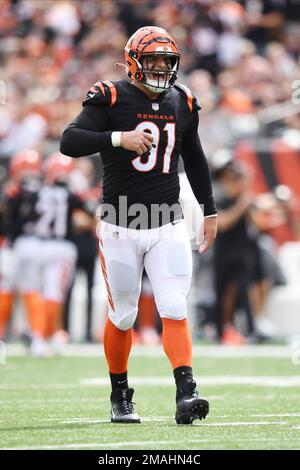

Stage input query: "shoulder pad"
[
  {"left": 83, "top": 80, "right": 117, "bottom": 107},
  {"left": 174, "top": 83, "right": 201, "bottom": 113}
]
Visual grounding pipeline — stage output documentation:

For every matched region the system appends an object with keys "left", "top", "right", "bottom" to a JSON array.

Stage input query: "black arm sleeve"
[
  {"left": 181, "top": 112, "right": 217, "bottom": 216},
  {"left": 60, "top": 105, "right": 113, "bottom": 157}
]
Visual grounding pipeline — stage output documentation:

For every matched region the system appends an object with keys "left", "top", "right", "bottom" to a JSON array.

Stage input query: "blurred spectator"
[
  {"left": 0, "top": 106, "right": 48, "bottom": 157},
  {"left": 63, "top": 157, "right": 99, "bottom": 342},
  {"left": 211, "top": 156, "right": 259, "bottom": 344},
  {"left": 242, "top": 0, "right": 285, "bottom": 51},
  {"left": 252, "top": 186, "right": 300, "bottom": 245},
  {"left": 0, "top": 0, "right": 299, "bottom": 163}
]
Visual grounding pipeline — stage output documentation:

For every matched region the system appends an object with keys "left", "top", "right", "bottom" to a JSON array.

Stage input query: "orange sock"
[
  {"left": 22, "top": 292, "right": 46, "bottom": 337},
  {"left": 45, "top": 300, "right": 63, "bottom": 337},
  {"left": 0, "top": 292, "right": 13, "bottom": 337},
  {"left": 138, "top": 293, "right": 157, "bottom": 329},
  {"left": 104, "top": 318, "right": 132, "bottom": 374},
  {"left": 162, "top": 318, "right": 192, "bottom": 369}
]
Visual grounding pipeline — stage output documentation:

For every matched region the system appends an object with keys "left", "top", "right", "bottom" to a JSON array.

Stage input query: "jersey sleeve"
[
  {"left": 181, "top": 112, "right": 217, "bottom": 217},
  {"left": 60, "top": 80, "right": 117, "bottom": 157},
  {"left": 83, "top": 80, "right": 117, "bottom": 107},
  {"left": 174, "top": 83, "right": 201, "bottom": 113}
]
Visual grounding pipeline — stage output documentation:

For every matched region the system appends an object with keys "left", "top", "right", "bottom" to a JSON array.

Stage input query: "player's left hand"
[{"left": 199, "top": 216, "right": 217, "bottom": 254}]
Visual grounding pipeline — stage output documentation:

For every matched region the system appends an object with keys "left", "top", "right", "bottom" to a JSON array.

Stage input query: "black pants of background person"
[
  {"left": 63, "top": 232, "right": 97, "bottom": 342},
  {"left": 213, "top": 255, "right": 255, "bottom": 340}
]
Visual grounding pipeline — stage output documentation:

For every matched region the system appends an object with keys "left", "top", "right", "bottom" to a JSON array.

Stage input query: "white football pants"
[
  {"left": 0, "top": 245, "right": 16, "bottom": 292},
  {"left": 99, "top": 220, "right": 193, "bottom": 331},
  {"left": 13, "top": 236, "right": 77, "bottom": 302}
]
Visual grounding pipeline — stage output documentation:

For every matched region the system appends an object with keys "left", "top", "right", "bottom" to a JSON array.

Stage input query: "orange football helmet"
[
  {"left": 10, "top": 149, "right": 42, "bottom": 181},
  {"left": 43, "top": 152, "right": 75, "bottom": 184},
  {"left": 124, "top": 26, "right": 180, "bottom": 93}
]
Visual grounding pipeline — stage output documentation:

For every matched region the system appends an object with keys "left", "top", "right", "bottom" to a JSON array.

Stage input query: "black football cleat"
[
  {"left": 110, "top": 388, "right": 141, "bottom": 423},
  {"left": 175, "top": 380, "right": 209, "bottom": 425}
]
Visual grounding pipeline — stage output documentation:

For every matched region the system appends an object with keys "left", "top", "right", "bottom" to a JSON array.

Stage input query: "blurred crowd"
[
  {"left": 0, "top": 0, "right": 299, "bottom": 159},
  {"left": 0, "top": 0, "right": 300, "bottom": 350}
]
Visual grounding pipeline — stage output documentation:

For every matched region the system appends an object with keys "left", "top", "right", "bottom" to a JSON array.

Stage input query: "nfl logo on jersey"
[{"left": 152, "top": 102, "right": 159, "bottom": 111}]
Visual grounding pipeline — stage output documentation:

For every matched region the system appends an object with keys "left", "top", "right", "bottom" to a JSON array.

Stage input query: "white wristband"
[{"left": 111, "top": 131, "right": 122, "bottom": 147}]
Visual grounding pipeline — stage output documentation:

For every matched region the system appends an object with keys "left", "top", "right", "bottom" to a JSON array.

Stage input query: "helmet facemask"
[
  {"left": 129, "top": 52, "right": 179, "bottom": 94},
  {"left": 141, "top": 53, "right": 179, "bottom": 93}
]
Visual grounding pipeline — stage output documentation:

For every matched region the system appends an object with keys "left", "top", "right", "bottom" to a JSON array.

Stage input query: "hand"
[
  {"left": 199, "top": 216, "right": 217, "bottom": 254},
  {"left": 120, "top": 130, "right": 154, "bottom": 155}
]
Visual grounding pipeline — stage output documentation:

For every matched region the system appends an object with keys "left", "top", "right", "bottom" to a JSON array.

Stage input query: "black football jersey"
[
  {"left": 61, "top": 79, "right": 216, "bottom": 228},
  {"left": 5, "top": 177, "right": 42, "bottom": 242},
  {"left": 6, "top": 180, "right": 85, "bottom": 242}
]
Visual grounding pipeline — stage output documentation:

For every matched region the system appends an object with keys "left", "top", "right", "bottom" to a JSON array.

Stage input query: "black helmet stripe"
[
  {"left": 135, "top": 32, "right": 153, "bottom": 50},
  {"left": 129, "top": 31, "right": 148, "bottom": 50},
  {"left": 140, "top": 37, "right": 176, "bottom": 53}
]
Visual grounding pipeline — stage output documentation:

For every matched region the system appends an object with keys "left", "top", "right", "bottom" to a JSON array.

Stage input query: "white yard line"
[
  {"left": 67, "top": 345, "right": 300, "bottom": 358},
  {"left": 253, "top": 413, "right": 300, "bottom": 417},
  {"left": 40, "top": 417, "right": 171, "bottom": 423},
  {"left": 0, "top": 384, "right": 81, "bottom": 390},
  {"left": 0, "top": 397, "right": 106, "bottom": 404},
  {"left": 4, "top": 343, "right": 296, "bottom": 358},
  {"left": 3, "top": 434, "right": 294, "bottom": 451},
  {"left": 59, "top": 417, "right": 171, "bottom": 424},
  {"left": 30, "top": 415, "right": 230, "bottom": 422},
  {"left": 197, "top": 421, "right": 288, "bottom": 427},
  {"left": 1, "top": 375, "right": 300, "bottom": 391},
  {"left": 80, "top": 376, "right": 300, "bottom": 387},
  {"left": 55, "top": 419, "right": 288, "bottom": 427}
]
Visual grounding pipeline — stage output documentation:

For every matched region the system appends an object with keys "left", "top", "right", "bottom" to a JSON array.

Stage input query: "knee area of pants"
[
  {"left": 109, "top": 309, "right": 137, "bottom": 331},
  {"left": 157, "top": 294, "right": 187, "bottom": 320}
]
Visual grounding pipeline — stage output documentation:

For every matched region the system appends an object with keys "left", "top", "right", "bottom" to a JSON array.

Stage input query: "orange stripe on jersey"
[
  {"left": 178, "top": 84, "right": 193, "bottom": 112},
  {"left": 184, "top": 86, "right": 193, "bottom": 112},
  {"left": 98, "top": 244, "right": 115, "bottom": 311},
  {"left": 95, "top": 81, "right": 106, "bottom": 95},
  {"left": 103, "top": 80, "right": 117, "bottom": 106}
]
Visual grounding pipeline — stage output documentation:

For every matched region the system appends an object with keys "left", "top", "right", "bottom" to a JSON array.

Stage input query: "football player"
[
  {"left": 34, "top": 153, "right": 78, "bottom": 353},
  {"left": 0, "top": 163, "right": 14, "bottom": 339},
  {"left": 5, "top": 152, "right": 93, "bottom": 355},
  {"left": 30, "top": 152, "right": 94, "bottom": 354},
  {"left": 60, "top": 26, "right": 217, "bottom": 425},
  {"left": 1, "top": 150, "right": 43, "bottom": 343}
]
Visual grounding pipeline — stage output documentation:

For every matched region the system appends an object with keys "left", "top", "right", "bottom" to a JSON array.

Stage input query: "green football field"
[{"left": 1, "top": 344, "right": 300, "bottom": 450}]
